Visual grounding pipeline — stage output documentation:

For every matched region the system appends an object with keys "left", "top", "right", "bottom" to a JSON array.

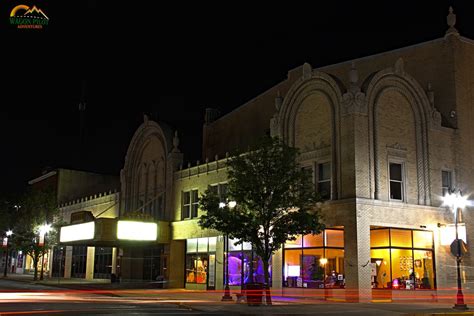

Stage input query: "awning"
[{"left": 59, "top": 218, "right": 170, "bottom": 246}]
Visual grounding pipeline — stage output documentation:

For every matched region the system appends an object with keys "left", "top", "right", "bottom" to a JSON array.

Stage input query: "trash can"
[
  {"left": 110, "top": 273, "right": 117, "bottom": 283},
  {"left": 245, "top": 283, "right": 263, "bottom": 306}
]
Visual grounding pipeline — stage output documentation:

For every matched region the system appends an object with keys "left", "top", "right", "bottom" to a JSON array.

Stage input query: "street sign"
[{"left": 450, "top": 239, "right": 468, "bottom": 257}]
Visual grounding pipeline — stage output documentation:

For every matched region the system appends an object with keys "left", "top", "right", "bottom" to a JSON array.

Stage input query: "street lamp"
[
  {"left": 443, "top": 189, "right": 469, "bottom": 311},
  {"left": 39, "top": 223, "right": 52, "bottom": 281},
  {"left": 3, "top": 230, "right": 13, "bottom": 277},
  {"left": 221, "top": 200, "right": 236, "bottom": 301}
]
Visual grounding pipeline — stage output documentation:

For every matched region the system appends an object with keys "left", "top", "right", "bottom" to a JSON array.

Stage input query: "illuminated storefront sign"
[
  {"left": 117, "top": 220, "right": 157, "bottom": 241},
  {"left": 440, "top": 223, "right": 466, "bottom": 246},
  {"left": 60, "top": 222, "right": 95, "bottom": 242}
]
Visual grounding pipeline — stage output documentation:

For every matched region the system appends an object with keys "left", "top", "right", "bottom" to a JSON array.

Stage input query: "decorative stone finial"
[
  {"left": 302, "top": 62, "right": 312, "bottom": 79},
  {"left": 446, "top": 6, "right": 459, "bottom": 36},
  {"left": 427, "top": 82, "right": 435, "bottom": 106},
  {"left": 349, "top": 62, "right": 359, "bottom": 85},
  {"left": 172, "top": 130, "right": 180, "bottom": 153},
  {"left": 275, "top": 90, "right": 283, "bottom": 111},
  {"left": 394, "top": 58, "right": 405, "bottom": 75},
  {"left": 341, "top": 61, "right": 366, "bottom": 116}
]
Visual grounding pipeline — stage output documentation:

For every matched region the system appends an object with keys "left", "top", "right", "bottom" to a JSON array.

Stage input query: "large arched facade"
[
  {"left": 276, "top": 69, "right": 344, "bottom": 200},
  {"left": 366, "top": 64, "right": 433, "bottom": 206},
  {"left": 119, "top": 117, "right": 182, "bottom": 282},
  {"left": 121, "top": 119, "right": 172, "bottom": 220}
]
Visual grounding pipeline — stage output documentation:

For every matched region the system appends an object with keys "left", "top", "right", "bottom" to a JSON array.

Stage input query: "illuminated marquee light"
[
  {"left": 60, "top": 222, "right": 95, "bottom": 242},
  {"left": 117, "top": 221, "right": 157, "bottom": 241}
]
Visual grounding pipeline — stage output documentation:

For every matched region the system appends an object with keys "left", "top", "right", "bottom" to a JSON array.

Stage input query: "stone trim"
[
  {"left": 174, "top": 157, "right": 229, "bottom": 180},
  {"left": 59, "top": 191, "right": 119, "bottom": 211}
]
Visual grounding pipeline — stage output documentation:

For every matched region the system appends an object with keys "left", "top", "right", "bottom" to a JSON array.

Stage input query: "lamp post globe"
[
  {"left": 39, "top": 223, "right": 52, "bottom": 281},
  {"left": 221, "top": 201, "right": 236, "bottom": 301},
  {"left": 3, "top": 230, "right": 13, "bottom": 277}
]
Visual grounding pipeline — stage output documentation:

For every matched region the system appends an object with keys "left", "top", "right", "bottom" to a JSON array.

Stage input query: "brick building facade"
[{"left": 57, "top": 9, "right": 474, "bottom": 301}]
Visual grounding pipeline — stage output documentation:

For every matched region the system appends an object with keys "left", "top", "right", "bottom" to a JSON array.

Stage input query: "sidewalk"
[
  {"left": 0, "top": 273, "right": 149, "bottom": 290},
  {"left": 2, "top": 274, "right": 473, "bottom": 315}
]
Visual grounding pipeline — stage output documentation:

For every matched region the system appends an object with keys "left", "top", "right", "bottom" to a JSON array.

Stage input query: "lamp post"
[
  {"left": 39, "top": 223, "right": 52, "bottom": 281},
  {"left": 221, "top": 200, "right": 236, "bottom": 301},
  {"left": 3, "top": 230, "right": 13, "bottom": 277},
  {"left": 319, "top": 257, "right": 328, "bottom": 296},
  {"left": 443, "top": 189, "right": 468, "bottom": 311}
]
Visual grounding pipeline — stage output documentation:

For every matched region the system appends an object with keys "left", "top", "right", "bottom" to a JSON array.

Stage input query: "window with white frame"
[
  {"left": 317, "top": 162, "right": 331, "bottom": 200},
  {"left": 442, "top": 170, "right": 452, "bottom": 197},
  {"left": 182, "top": 191, "right": 191, "bottom": 219},
  {"left": 209, "top": 183, "right": 228, "bottom": 202},
  {"left": 182, "top": 189, "right": 199, "bottom": 219},
  {"left": 389, "top": 162, "right": 404, "bottom": 201},
  {"left": 191, "top": 190, "right": 199, "bottom": 217},
  {"left": 302, "top": 165, "right": 315, "bottom": 187}
]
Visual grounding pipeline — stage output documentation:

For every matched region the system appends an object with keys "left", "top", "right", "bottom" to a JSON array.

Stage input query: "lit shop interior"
[{"left": 283, "top": 227, "right": 436, "bottom": 290}]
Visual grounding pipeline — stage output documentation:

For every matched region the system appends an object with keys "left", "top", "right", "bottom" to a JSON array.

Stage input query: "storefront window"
[
  {"left": 301, "top": 249, "right": 324, "bottom": 288},
  {"left": 187, "top": 238, "right": 197, "bottom": 253},
  {"left": 390, "top": 248, "right": 413, "bottom": 289},
  {"left": 370, "top": 249, "right": 391, "bottom": 289},
  {"left": 370, "top": 228, "right": 435, "bottom": 290},
  {"left": 186, "top": 237, "right": 216, "bottom": 285},
  {"left": 71, "top": 245, "right": 87, "bottom": 278},
  {"left": 186, "top": 254, "right": 208, "bottom": 284},
  {"left": 228, "top": 252, "right": 244, "bottom": 285},
  {"left": 94, "top": 247, "right": 112, "bottom": 279},
  {"left": 303, "top": 233, "right": 323, "bottom": 247},
  {"left": 228, "top": 238, "right": 271, "bottom": 286},
  {"left": 370, "top": 229, "right": 390, "bottom": 247},
  {"left": 284, "top": 229, "right": 344, "bottom": 289},
  {"left": 413, "top": 250, "right": 434, "bottom": 289},
  {"left": 285, "top": 235, "right": 303, "bottom": 248},
  {"left": 391, "top": 229, "right": 412, "bottom": 248},
  {"left": 413, "top": 231, "right": 433, "bottom": 249},
  {"left": 325, "top": 230, "right": 344, "bottom": 247}
]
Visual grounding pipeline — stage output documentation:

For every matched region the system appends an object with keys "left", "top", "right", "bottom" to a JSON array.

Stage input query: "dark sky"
[{"left": 2, "top": 0, "right": 473, "bottom": 196}]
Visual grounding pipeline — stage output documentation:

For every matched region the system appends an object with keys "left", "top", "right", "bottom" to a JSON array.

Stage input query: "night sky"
[{"left": 2, "top": 0, "right": 473, "bottom": 196}]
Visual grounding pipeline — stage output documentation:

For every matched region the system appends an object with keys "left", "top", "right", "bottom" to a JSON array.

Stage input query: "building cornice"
[{"left": 28, "top": 170, "right": 57, "bottom": 185}]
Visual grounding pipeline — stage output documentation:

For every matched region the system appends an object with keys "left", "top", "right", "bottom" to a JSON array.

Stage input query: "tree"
[
  {"left": 199, "top": 136, "right": 325, "bottom": 305},
  {"left": 0, "top": 197, "right": 16, "bottom": 233},
  {"left": 12, "top": 187, "right": 60, "bottom": 280}
]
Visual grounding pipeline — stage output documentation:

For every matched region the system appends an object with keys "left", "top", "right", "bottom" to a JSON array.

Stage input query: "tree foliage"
[
  {"left": 199, "top": 136, "right": 325, "bottom": 303},
  {"left": 11, "top": 187, "right": 61, "bottom": 280}
]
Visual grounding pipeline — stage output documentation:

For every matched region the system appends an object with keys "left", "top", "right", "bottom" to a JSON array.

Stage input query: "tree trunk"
[
  {"left": 263, "top": 257, "right": 272, "bottom": 305},
  {"left": 33, "top": 254, "right": 39, "bottom": 281}
]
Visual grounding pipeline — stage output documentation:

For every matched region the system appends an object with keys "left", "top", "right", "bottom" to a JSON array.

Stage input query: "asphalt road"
[
  {"left": 0, "top": 279, "right": 203, "bottom": 315},
  {"left": 1, "top": 279, "right": 472, "bottom": 315}
]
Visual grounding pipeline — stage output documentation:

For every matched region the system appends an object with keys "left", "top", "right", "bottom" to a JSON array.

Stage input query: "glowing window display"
[
  {"left": 227, "top": 238, "right": 271, "bottom": 286},
  {"left": 370, "top": 227, "right": 435, "bottom": 290},
  {"left": 283, "top": 228, "right": 344, "bottom": 289},
  {"left": 186, "top": 237, "right": 217, "bottom": 285}
]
